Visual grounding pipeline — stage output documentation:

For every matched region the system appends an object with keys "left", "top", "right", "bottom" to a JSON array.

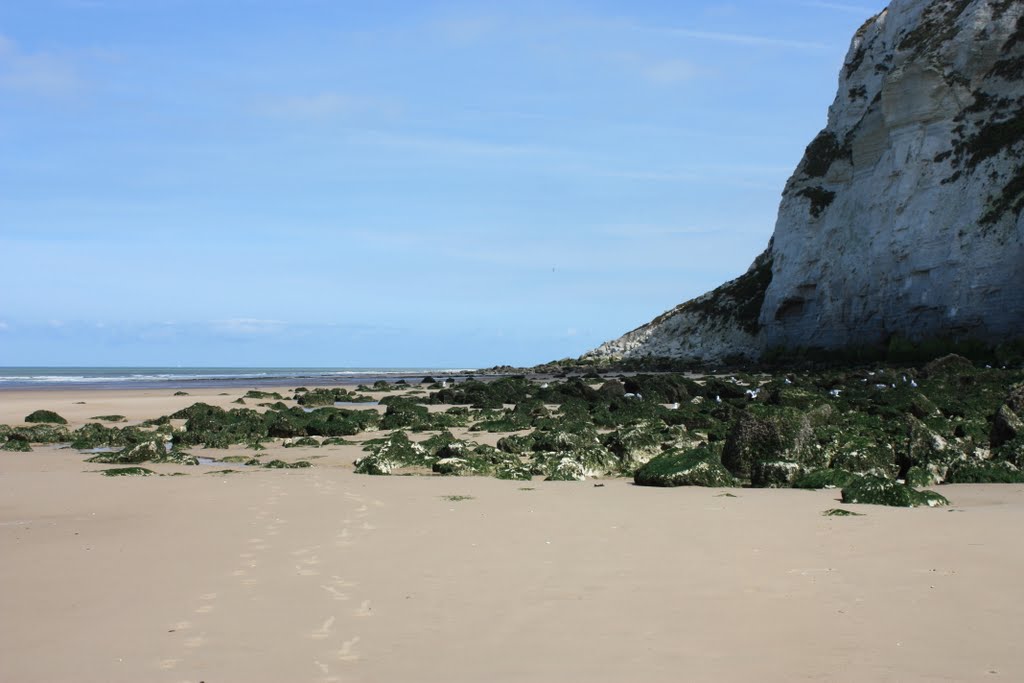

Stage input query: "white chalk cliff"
[{"left": 587, "top": 0, "right": 1024, "bottom": 362}]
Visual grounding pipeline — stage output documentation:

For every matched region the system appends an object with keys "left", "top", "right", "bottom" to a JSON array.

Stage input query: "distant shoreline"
[{"left": 0, "top": 367, "right": 479, "bottom": 392}]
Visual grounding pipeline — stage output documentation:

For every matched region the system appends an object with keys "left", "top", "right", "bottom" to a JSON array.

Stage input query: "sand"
[{"left": 2, "top": 386, "right": 1024, "bottom": 682}]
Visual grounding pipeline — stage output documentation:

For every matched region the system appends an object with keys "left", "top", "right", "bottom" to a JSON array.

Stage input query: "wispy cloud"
[
  {"left": 641, "top": 59, "right": 701, "bottom": 85},
  {"left": 431, "top": 17, "right": 499, "bottom": 43},
  {"left": 0, "top": 34, "right": 84, "bottom": 96},
  {"left": 798, "top": 1, "right": 879, "bottom": 15},
  {"left": 347, "top": 130, "right": 558, "bottom": 159},
  {"left": 260, "top": 92, "right": 398, "bottom": 121},
  {"left": 638, "top": 26, "right": 828, "bottom": 50},
  {"left": 600, "top": 224, "right": 719, "bottom": 238},
  {"left": 210, "top": 318, "right": 288, "bottom": 336}
]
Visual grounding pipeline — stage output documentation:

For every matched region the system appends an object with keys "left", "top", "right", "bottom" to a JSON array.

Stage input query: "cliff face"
[{"left": 588, "top": 0, "right": 1024, "bottom": 362}]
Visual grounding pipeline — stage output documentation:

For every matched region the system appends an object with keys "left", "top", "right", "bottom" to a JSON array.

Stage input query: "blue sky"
[{"left": 0, "top": 0, "right": 882, "bottom": 367}]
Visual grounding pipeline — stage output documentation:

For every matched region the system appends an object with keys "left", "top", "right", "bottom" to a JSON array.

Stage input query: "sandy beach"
[{"left": 2, "top": 385, "right": 1024, "bottom": 682}]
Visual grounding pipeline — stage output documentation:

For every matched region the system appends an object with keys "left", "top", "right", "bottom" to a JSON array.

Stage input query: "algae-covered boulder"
[
  {"left": 531, "top": 444, "right": 617, "bottom": 479},
  {"left": 751, "top": 460, "right": 808, "bottom": 488},
  {"left": 354, "top": 431, "right": 431, "bottom": 475},
  {"left": 380, "top": 399, "right": 430, "bottom": 430},
  {"left": 11, "top": 423, "right": 70, "bottom": 444},
  {"left": 494, "top": 461, "right": 533, "bottom": 481},
  {"left": 604, "top": 420, "right": 669, "bottom": 468},
  {"left": 497, "top": 433, "right": 536, "bottom": 454},
  {"left": 792, "top": 468, "right": 855, "bottom": 490},
  {"left": 945, "top": 460, "right": 1024, "bottom": 484},
  {"left": 263, "top": 459, "right": 312, "bottom": 469},
  {"left": 86, "top": 439, "right": 165, "bottom": 464},
  {"left": 2, "top": 435, "right": 33, "bottom": 452},
  {"left": 991, "top": 404, "right": 1022, "bottom": 449},
  {"left": 544, "top": 457, "right": 587, "bottom": 481},
  {"left": 25, "top": 410, "right": 67, "bottom": 425},
  {"left": 432, "top": 456, "right": 494, "bottom": 477},
  {"left": 244, "top": 390, "right": 284, "bottom": 400},
  {"left": 634, "top": 445, "right": 736, "bottom": 488},
  {"left": 353, "top": 452, "right": 393, "bottom": 475},
  {"left": 283, "top": 436, "right": 321, "bottom": 448},
  {"left": 101, "top": 467, "right": 156, "bottom": 476},
  {"left": 840, "top": 475, "right": 948, "bottom": 508},
  {"left": 86, "top": 439, "right": 197, "bottom": 466},
  {"left": 722, "top": 406, "right": 828, "bottom": 481}
]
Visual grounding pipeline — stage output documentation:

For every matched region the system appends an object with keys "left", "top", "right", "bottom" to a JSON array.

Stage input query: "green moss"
[
  {"left": 283, "top": 436, "right": 321, "bottom": 448},
  {"left": 796, "top": 186, "right": 836, "bottom": 218},
  {"left": 2, "top": 436, "right": 32, "bottom": 452},
  {"left": 89, "top": 415, "right": 126, "bottom": 422},
  {"left": 244, "top": 390, "right": 284, "bottom": 400},
  {"left": 800, "top": 131, "right": 850, "bottom": 178},
  {"left": 898, "top": 0, "right": 972, "bottom": 54},
  {"left": 945, "top": 460, "right": 1024, "bottom": 483},
  {"left": 680, "top": 252, "right": 773, "bottom": 335},
  {"left": 440, "top": 495, "right": 474, "bottom": 501},
  {"left": 793, "top": 468, "right": 855, "bottom": 490},
  {"left": 262, "top": 459, "right": 312, "bottom": 469},
  {"left": 822, "top": 508, "right": 864, "bottom": 517},
  {"left": 101, "top": 467, "right": 156, "bottom": 476},
  {"left": 840, "top": 475, "right": 949, "bottom": 508},
  {"left": 24, "top": 410, "right": 67, "bottom": 425}
]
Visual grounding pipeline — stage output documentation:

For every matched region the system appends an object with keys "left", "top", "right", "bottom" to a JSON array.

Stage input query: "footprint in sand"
[
  {"left": 183, "top": 635, "right": 206, "bottom": 649},
  {"left": 311, "top": 616, "right": 335, "bottom": 640},
  {"left": 314, "top": 659, "right": 342, "bottom": 682},
  {"left": 195, "top": 604, "right": 216, "bottom": 613},
  {"left": 321, "top": 585, "right": 349, "bottom": 601},
  {"left": 353, "top": 600, "right": 373, "bottom": 618},
  {"left": 158, "top": 658, "right": 180, "bottom": 670},
  {"left": 337, "top": 636, "right": 361, "bottom": 662}
]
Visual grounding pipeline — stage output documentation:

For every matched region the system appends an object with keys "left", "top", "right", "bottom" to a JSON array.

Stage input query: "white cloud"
[
  {"left": 432, "top": 17, "right": 498, "bottom": 43},
  {"left": 347, "top": 130, "right": 557, "bottom": 159},
  {"left": 648, "top": 26, "right": 828, "bottom": 50},
  {"left": 0, "top": 34, "right": 84, "bottom": 96},
  {"left": 210, "top": 318, "right": 287, "bottom": 336},
  {"left": 799, "top": 1, "right": 879, "bottom": 14},
  {"left": 261, "top": 93, "right": 397, "bottom": 121},
  {"left": 642, "top": 59, "right": 701, "bottom": 85}
]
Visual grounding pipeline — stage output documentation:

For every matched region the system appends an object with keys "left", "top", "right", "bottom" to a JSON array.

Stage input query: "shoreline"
[{"left": 3, "top": 368, "right": 1024, "bottom": 681}]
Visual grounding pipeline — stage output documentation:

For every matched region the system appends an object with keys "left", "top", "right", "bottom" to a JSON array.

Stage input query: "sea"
[{"left": 0, "top": 367, "right": 476, "bottom": 391}]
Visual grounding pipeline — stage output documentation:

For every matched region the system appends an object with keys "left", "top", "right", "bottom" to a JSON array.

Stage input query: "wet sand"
[{"left": 2, "top": 387, "right": 1023, "bottom": 682}]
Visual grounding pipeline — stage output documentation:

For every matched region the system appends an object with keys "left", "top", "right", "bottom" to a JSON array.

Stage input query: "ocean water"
[{"left": 0, "top": 367, "right": 473, "bottom": 390}]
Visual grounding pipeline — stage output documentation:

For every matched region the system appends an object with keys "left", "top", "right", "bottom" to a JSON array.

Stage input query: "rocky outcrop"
[{"left": 588, "top": 0, "right": 1024, "bottom": 362}]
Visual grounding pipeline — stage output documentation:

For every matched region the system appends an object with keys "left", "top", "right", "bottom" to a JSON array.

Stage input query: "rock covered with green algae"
[
  {"left": 840, "top": 475, "right": 949, "bottom": 508},
  {"left": 262, "top": 459, "right": 312, "bottom": 469},
  {"left": 85, "top": 439, "right": 198, "bottom": 466},
  {"left": 633, "top": 445, "right": 737, "bottom": 488},
  {"left": 353, "top": 431, "right": 430, "bottom": 475},
  {"left": 101, "top": 467, "right": 157, "bottom": 476},
  {"left": 2, "top": 435, "right": 33, "bottom": 452},
  {"left": 24, "top": 410, "right": 68, "bottom": 425}
]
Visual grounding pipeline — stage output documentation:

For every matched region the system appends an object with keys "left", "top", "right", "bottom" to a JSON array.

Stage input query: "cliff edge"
[{"left": 587, "top": 0, "right": 1024, "bottom": 362}]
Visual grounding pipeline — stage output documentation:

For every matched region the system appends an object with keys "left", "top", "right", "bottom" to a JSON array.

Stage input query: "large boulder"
[{"left": 634, "top": 445, "right": 737, "bottom": 488}]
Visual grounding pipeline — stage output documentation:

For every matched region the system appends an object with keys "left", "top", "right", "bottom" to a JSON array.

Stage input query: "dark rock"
[{"left": 991, "top": 404, "right": 1023, "bottom": 448}]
